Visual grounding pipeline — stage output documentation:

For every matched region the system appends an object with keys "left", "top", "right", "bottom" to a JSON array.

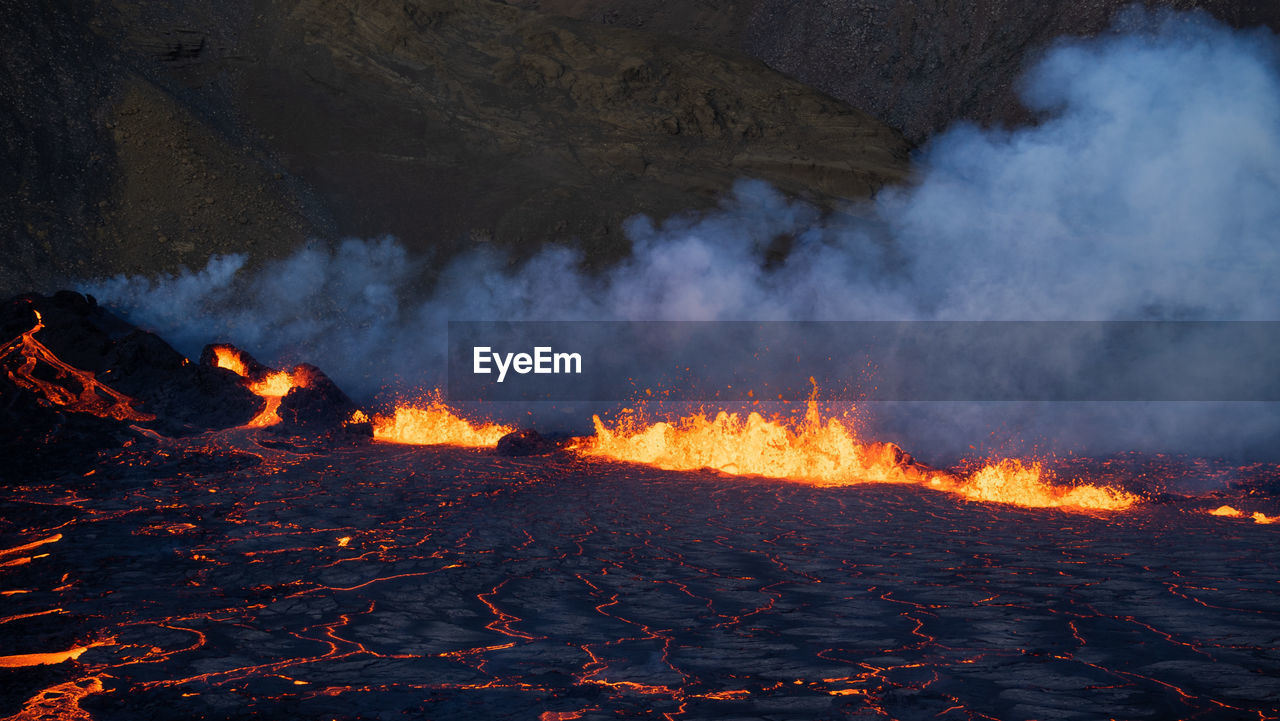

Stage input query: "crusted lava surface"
[{"left": 2, "top": 435, "right": 1278, "bottom": 721}]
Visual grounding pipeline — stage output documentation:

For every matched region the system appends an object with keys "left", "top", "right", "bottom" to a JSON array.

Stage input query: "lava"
[
  {"left": 1209, "top": 505, "right": 1277, "bottom": 524},
  {"left": 573, "top": 401, "right": 1138, "bottom": 511},
  {"left": 0, "top": 642, "right": 105, "bottom": 669},
  {"left": 210, "top": 345, "right": 308, "bottom": 427},
  {"left": 370, "top": 393, "right": 514, "bottom": 447},
  {"left": 1, "top": 311, "right": 153, "bottom": 422}
]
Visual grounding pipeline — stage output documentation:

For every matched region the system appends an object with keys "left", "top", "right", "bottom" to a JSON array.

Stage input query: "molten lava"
[
  {"left": 959, "top": 458, "right": 1136, "bottom": 511},
  {"left": 0, "top": 643, "right": 102, "bottom": 668},
  {"left": 371, "top": 393, "right": 514, "bottom": 447},
  {"left": 577, "top": 403, "right": 924, "bottom": 485},
  {"left": 210, "top": 346, "right": 308, "bottom": 427},
  {"left": 574, "top": 402, "right": 1138, "bottom": 512},
  {"left": 1, "top": 311, "right": 153, "bottom": 421},
  {"left": 1209, "top": 505, "right": 1277, "bottom": 524}
]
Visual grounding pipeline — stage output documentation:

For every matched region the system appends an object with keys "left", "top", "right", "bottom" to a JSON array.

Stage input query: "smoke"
[{"left": 85, "top": 9, "right": 1280, "bottom": 462}]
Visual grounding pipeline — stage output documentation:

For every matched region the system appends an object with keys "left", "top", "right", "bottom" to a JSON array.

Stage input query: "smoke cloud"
[{"left": 85, "top": 9, "right": 1280, "bottom": 462}]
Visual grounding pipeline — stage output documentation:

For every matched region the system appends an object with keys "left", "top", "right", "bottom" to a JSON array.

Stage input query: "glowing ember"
[
  {"left": 574, "top": 401, "right": 1138, "bottom": 512},
  {"left": 211, "top": 346, "right": 248, "bottom": 377},
  {"left": 372, "top": 394, "right": 514, "bottom": 447},
  {"left": 0, "top": 676, "right": 105, "bottom": 721}
]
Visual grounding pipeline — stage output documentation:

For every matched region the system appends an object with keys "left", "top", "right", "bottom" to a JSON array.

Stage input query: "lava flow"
[
  {"left": 210, "top": 345, "right": 308, "bottom": 427},
  {"left": 574, "top": 402, "right": 1138, "bottom": 511},
  {"left": 0, "top": 311, "right": 152, "bottom": 422}
]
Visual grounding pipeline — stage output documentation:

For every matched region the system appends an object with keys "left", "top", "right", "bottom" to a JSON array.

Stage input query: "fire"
[
  {"left": 210, "top": 346, "right": 307, "bottom": 427},
  {"left": 574, "top": 402, "right": 1138, "bottom": 512},
  {"left": 0, "top": 676, "right": 105, "bottom": 721},
  {"left": 0, "top": 639, "right": 112, "bottom": 668},
  {"left": 371, "top": 394, "right": 514, "bottom": 447}
]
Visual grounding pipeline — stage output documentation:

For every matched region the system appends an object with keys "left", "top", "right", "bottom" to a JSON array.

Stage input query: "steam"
[{"left": 85, "top": 9, "right": 1280, "bottom": 461}]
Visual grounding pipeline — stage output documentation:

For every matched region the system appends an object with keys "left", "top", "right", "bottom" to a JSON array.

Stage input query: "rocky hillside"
[
  {"left": 0, "top": 0, "right": 910, "bottom": 296},
  {"left": 519, "top": 0, "right": 1280, "bottom": 142}
]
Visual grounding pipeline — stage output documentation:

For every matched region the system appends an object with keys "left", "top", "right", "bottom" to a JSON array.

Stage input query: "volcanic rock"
[
  {"left": 1, "top": 0, "right": 909, "bottom": 296},
  {"left": 496, "top": 428, "right": 570, "bottom": 456},
  {"left": 1, "top": 292, "right": 274, "bottom": 481},
  {"left": 276, "top": 364, "right": 360, "bottom": 433},
  {"left": 520, "top": 1, "right": 1280, "bottom": 144}
]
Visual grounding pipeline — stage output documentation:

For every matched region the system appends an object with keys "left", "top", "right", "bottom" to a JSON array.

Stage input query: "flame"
[
  {"left": 574, "top": 402, "right": 1138, "bottom": 512},
  {"left": 1, "top": 311, "right": 153, "bottom": 421},
  {"left": 210, "top": 347, "right": 307, "bottom": 427},
  {"left": 371, "top": 393, "right": 514, "bottom": 447}
]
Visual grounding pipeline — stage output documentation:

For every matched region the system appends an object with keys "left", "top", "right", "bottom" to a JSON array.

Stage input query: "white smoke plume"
[{"left": 85, "top": 9, "right": 1280, "bottom": 462}]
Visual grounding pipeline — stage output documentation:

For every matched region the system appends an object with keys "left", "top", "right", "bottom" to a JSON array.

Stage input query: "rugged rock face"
[
  {"left": 0, "top": 0, "right": 910, "bottom": 296},
  {"left": 520, "top": 0, "right": 1280, "bottom": 143}
]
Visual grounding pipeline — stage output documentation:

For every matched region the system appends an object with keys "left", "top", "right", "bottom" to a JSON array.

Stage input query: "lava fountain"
[
  {"left": 369, "top": 392, "right": 515, "bottom": 447},
  {"left": 209, "top": 345, "right": 309, "bottom": 427},
  {"left": 573, "top": 401, "right": 1138, "bottom": 512}
]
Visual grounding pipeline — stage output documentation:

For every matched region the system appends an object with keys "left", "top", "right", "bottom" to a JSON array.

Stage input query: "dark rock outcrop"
[
  {"left": 277, "top": 364, "right": 359, "bottom": 432},
  {"left": 520, "top": 0, "right": 1280, "bottom": 143},
  {"left": 496, "top": 428, "right": 570, "bottom": 456},
  {"left": 1, "top": 0, "right": 910, "bottom": 296}
]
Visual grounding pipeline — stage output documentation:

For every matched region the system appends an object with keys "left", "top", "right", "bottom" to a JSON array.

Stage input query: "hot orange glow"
[
  {"left": 210, "top": 346, "right": 307, "bottom": 427},
  {"left": 574, "top": 402, "right": 1138, "bottom": 512},
  {"left": 1209, "top": 505, "right": 1277, "bottom": 524},
  {"left": 959, "top": 459, "right": 1137, "bottom": 511},
  {"left": 1, "top": 312, "right": 153, "bottom": 421},
  {"left": 211, "top": 346, "right": 248, "bottom": 377},
  {"left": 1, "top": 676, "right": 105, "bottom": 721},
  {"left": 372, "top": 394, "right": 514, "bottom": 447},
  {"left": 0, "top": 639, "right": 109, "bottom": 668}
]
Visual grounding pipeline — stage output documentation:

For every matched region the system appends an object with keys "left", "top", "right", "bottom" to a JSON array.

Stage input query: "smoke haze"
[{"left": 85, "top": 9, "right": 1280, "bottom": 462}]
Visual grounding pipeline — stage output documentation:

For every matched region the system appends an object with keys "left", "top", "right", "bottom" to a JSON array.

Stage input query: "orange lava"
[
  {"left": 0, "top": 640, "right": 107, "bottom": 668},
  {"left": 959, "top": 459, "right": 1137, "bottom": 511},
  {"left": 574, "top": 401, "right": 1138, "bottom": 512},
  {"left": 1, "top": 311, "right": 153, "bottom": 421},
  {"left": 0, "top": 676, "right": 105, "bottom": 721},
  {"left": 1209, "top": 505, "right": 1277, "bottom": 524},
  {"left": 0, "top": 534, "right": 62, "bottom": 558},
  {"left": 211, "top": 347, "right": 307, "bottom": 427},
  {"left": 371, "top": 394, "right": 514, "bottom": 447}
]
